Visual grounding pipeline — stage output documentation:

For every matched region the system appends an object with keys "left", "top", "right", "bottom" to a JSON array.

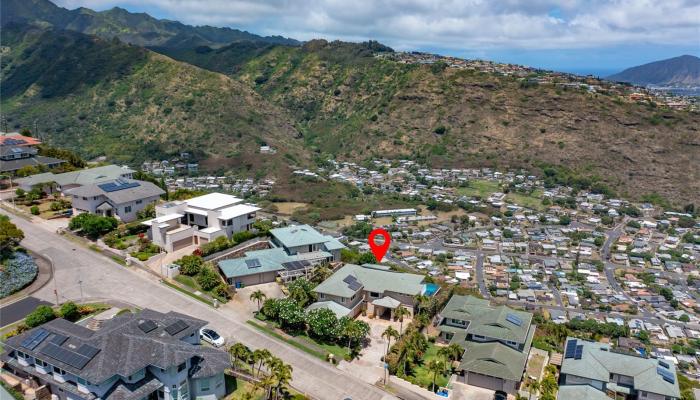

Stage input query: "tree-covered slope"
[
  {"left": 232, "top": 40, "right": 700, "bottom": 203},
  {"left": 1, "top": 24, "right": 306, "bottom": 176},
  {"left": 1, "top": 0, "right": 299, "bottom": 48}
]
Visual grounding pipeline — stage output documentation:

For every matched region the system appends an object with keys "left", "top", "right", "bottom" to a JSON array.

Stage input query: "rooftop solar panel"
[
  {"left": 97, "top": 179, "right": 140, "bottom": 193},
  {"left": 505, "top": 313, "right": 523, "bottom": 326},
  {"left": 658, "top": 360, "right": 670, "bottom": 369},
  {"left": 50, "top": 334, "right": 69, "bottom": 346},
  {"left": 76, "top": 344, "right": 100, "bottom": 359},
  {"left": 40, "top": 343, "right": 92, "bottom": 370},
  {"left": 282, "top": 260, "right": 311, "bottom": 271},
  {"left": 574, "top": 345, "right": 584, "bottom": 360},
  {"left": 21, "top": 329, "right": 50, "bottom": 351},
  {"left": 657, "top": 366, "right": 675, "bottom": 384},
  {"left": 138, "top": 320, "right": 158, "bottom": 333},
  {"left": 164, "top": 320, "right": 189, "bottom": 336},
  {"left": 564, "top": 339, "right": 577, "bottom": 359},
  {"left": 245, "top": 258, "right": 262, "bottom": 268}
]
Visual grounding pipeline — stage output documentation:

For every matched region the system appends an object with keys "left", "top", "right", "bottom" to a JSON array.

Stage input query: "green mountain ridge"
[
  {"left": 1, "top": 24, "right": 306, "bottom": 176},
  {"left": 1, "top": 0, "right": 300, "bottom": 48},
  {"left": 1, "top": 5, "right": 699, "bottom": 205}
]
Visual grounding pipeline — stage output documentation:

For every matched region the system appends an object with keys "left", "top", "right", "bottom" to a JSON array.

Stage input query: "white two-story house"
[
  {"left": 143, "top": 192, "right": 260, "bottom": 252},
  {"left": 1, "top": 309, "right": 230, "bottom": 400}
]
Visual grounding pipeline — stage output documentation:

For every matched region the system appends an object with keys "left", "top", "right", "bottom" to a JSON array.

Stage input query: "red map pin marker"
[{"left": 368, "top": 228, "right": 391, "bottom": 263}]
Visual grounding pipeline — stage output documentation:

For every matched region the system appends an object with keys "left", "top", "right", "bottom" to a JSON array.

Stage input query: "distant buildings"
[
  {"left": 436, "top": 295, "right": 534, "bottom": 394},
  {"left": 558, "top": 337, "right": 681, "bottom": 400},
  {"left": 143, "top": 193, "right": 259, "bottom": 252},
  {"left": 66, "top": 179, "right": 164, "bottom": 222},
  {"left": 1, "top": 309, "right": 229, "bottom": 400},
  {"left": 0, "top": 132, "right": 64, "bottom": 173}
]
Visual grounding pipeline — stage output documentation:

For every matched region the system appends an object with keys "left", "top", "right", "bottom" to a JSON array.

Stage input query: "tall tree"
[
  {"left": 394, "top": 306, "right": 411, "bottom": 336},
  {"left": 426, "top": 359, "right": 445, "bottom": 392},
  {"left": 250, "top": 289, "right": 267, "bottom": 313}
]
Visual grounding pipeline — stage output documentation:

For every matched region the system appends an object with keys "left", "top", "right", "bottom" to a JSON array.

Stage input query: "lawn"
[
  {"left": 225, "top": 375, "right": 263, "bottom": 400},
  {"left": 174, "top": 274, "right": 227, "bottom": 303},
  {"left": 296, "top": 333, "right": 349, "bottom": 361},
  {"left": 410, "top": 344, "right": 450, "bottom": 391},
  {"left": 507, "top": 189, "right": 544, "bottom": 211},
  {"left": 456, "top": 180, "right": 502, "bottom": 198}
]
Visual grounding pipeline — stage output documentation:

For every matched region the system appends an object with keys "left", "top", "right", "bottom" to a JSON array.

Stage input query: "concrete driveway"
[
  {"left": 228, "top": 282, "right": 285, "bottom": 317},
  {"left": 450, "top": 381, "right": 495, "bottom": 400}
]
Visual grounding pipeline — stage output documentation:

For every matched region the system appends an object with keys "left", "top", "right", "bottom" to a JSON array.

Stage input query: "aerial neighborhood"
[
  {"left": 3, "top": 137, "right": 697, "bottom": 400},
  {"left": 1, "top": 2, "right": 699, "bottom": 400}
]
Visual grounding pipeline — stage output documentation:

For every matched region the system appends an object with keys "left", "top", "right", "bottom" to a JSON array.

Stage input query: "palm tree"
[
  {"left": 381, "top": 326, "right": 399, "bottom": 384},
  {"left": 258, "top": 374, "right": 276, "bottom": 400},
  {"left": 272, "top": 361, "right": 293, "bottom": 400},
  {"left": 426, "top": 359, "right": 445, "bottom": 392},
  {"left": 394, "top": 306, "right": 411, "bottom": 336},
  {"left": 528, "top": 380, "right": 540, "bottom": 400},
  {"left": 229, "top": 342, "right": 251, "bottom": 371},
  {"left": 252, "top": 348, "right": 272, "bottom": 377},
  {"left": 401, "top": 338, "right": 416, "bottom": 376},
  {"left": 250, "top": 290, "right": 267, "bottom": 313},
  {"left": 438, "top": 343, "right": 464, "bottom": 371},
  {"left": 414, "top": 294, "right": 429, "bottom": 314}
]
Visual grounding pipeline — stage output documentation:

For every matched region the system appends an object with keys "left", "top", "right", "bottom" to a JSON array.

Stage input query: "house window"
[
  {"left": 351, "top": 294, "right": 356, "bottom": 301},
  {"left": 189, "top": 214, "right": 194, "bottom": 222},
  {"left": 136, "top": 199, "right": 143, "bottom": 204},
  {"left": 124, "top": 206, "right": 132, "bottom": 213},
  {"left": 53, "top": 366, "right": 66, "bottom": 375},
  {"left": 341, "top": 297, "right": 347, "bottom": 303},
  {"left": 319, "top": 293, "right": 325, "bottom": 299},
  {"left": 76, "top": 377, "right": 88, "bottom": 386},
  {"left": 177, "top": 362, "right": 187, "bottom": 372},
  {"left": 82, "top": 197, "right": 87, "bottom": 200},
  {"left": 370, "top": 292, "right": 380, "bottom": 298},
  {"left": 199, "top": 378, "right": 210, "bottom": 391}
]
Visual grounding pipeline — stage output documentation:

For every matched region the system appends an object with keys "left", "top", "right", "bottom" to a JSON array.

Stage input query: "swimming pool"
[{"left": 423, "top": 283, "right": 440, "bottom": 296}]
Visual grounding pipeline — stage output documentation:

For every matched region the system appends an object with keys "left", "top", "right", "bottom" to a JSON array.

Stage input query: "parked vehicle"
[
  {"left": 199, "top": 328, "right": 225, "bottom": 347},
  {"left": 493, "top": 391, "right": 507, "bottom": 400}
]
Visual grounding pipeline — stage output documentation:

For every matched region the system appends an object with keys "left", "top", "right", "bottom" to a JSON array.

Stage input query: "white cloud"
[{"left": 53, "top": 0, "right": 700, "bottom": 51}]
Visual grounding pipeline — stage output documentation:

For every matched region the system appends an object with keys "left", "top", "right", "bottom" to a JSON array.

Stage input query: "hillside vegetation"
[
  {"left": 231, "top": 40, "right": 700, "bottom": 203},
  {"left": 1, "top": 24, "right": 305, "bottom": 176}
]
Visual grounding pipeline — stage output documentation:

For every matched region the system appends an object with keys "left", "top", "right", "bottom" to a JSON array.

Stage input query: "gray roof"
[
  {"left": 217, "top": 247, "right": 331, "bottom": 279},
  {"left": 560, "top": 337, "right": 681, "bottom": 398},
  {"left": 1, "top": 309, "right": 228, "bottom": 385},
  {"left": 16, "top": 165, "right": 135, "bottom": 188},
  {"left": 0, "top": 155, "right": 65, "bottom": 173},
  {"left": 66, "top": 179, "right": 164, "bottom": 205},
  {"left": 313, "top": 264, "right": 425, "bottom": 298},
  {"left": 306, "top": 301, "right": 352, "bottom": 318},
  {"left": 270, "top": 224, "right": 346, "bottom": 252},
  {"left": 557, "top": 385, "right": 612, "bottom": 400},
  {"left": 439, "top": 295, "right": 533, "bottom": 343}
]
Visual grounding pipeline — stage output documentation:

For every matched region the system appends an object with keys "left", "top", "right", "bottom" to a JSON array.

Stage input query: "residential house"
[
  {"left": 143, "top": 193, "right": 259, "bottom": 252},
  {"left": 0, "top": 133, "right": 65, "bottom": 173},
  {"left": 1, "top": 309, "right": 229, "bottom": 400},
  {"left": 308, "top": 264, "right": 430, "bottom": 318},
  {"left": 558, "top": 337, "right": 680, "bottom": 400},
  {"left": 269, "top": 224, "right": 346, "bottom": 262},
  {"left": 436, "top": 295, "right": 535, "bottom": 394},
  {"left": 65, "top": 179, "right": 164, "bottom": 222},
  {"left": 15, "top": 165, "right": 135, "bottom": 193}
]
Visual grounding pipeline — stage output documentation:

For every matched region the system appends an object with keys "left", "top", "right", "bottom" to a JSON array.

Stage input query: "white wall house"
[
  {"left": 66, "top": 179, "right": 164, "bottom": 223},
  {"left": 143, "top": 193, "right": 260, "bottom": 252}
]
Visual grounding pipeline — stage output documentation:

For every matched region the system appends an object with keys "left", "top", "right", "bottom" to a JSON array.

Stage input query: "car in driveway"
[
  {"left": 200, "top": 328, "right": 225, "bottom": 347},
  {"left": 493, "top": 391, "right": 507, "bottom": 400}
]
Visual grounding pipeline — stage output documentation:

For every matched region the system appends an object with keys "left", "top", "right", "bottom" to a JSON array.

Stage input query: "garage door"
[
  {"left": 467, "top": 372, "right": 505, "bottom": 392},
  {"left": 172, "top": 237, "right": 192, "bottom": 251}
]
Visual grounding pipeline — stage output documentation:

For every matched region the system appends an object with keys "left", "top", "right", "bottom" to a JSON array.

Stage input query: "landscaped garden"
[
  {"left": 0, "top": 215, "right": 37, "bottom": 299},
  {"left": 172, "top": 254, "right": 230, "bottom": 302},
  {"left": 253, "top": 278, "right": 368, "bottom": 362}
]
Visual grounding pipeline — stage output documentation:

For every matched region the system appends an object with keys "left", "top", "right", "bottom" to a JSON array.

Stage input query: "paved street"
[
  {"left": 0, "top": 297, "right": 52, "bottom": 326},
  {"left": 1, "top": 211, "right": 396, "bottom": 400}
]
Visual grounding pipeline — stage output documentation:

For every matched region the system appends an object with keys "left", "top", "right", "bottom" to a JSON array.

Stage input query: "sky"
[{"left": 54, "top": 0, "right": 700, "bottom": 75}]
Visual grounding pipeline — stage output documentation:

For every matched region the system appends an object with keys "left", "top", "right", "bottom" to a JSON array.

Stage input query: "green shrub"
[
  {"left": 59, "top": 302, "right": 80, "bottom": 321},
  {"left": 30, "top": 206, "right": 40, "bottom": 215},
  {"left": 196, "top": 266, "right": 221, "bottom": 291},
  {"left": 69, "top": 213, "right": 118, "bottom": 238},
  {"left": 25, "top": 305, "right": 56, "bottom": 328},
  {"left": 176, "top": 255, "right": 203, "bottom": 276}
]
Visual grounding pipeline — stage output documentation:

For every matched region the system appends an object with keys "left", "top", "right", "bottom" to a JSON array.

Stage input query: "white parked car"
[{"left": 200, "top": 328, "right": 225, "bottom": 347}]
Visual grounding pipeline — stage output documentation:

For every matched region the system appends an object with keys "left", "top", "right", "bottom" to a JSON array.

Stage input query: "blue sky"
[{"left": 55, "top": 0, "right": 700, "bottom": 75}]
